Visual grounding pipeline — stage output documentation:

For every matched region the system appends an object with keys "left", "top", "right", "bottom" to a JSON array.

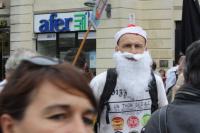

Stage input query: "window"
[
  {"left": 36, "top": 32, "right": 96, "bottom": 75},
  {"left": 37, "top": 33, "right": 57, "bottom": 57},
  {"left": 58, "top": 33, "right": 76, "bottom": 60}
]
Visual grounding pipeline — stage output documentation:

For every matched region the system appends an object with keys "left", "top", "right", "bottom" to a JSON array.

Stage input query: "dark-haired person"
[
  {"left": 0, "top": 56, "right": 97, "bottom": 133},
  {"left": 143, "top": 40, "right": 200, "bottom": 133},
  {"left": 64, "top": 48, "right": 94, "bottom": 82},
  {"left": 159, "top": 69, "right": 166, "bottom": 86}
]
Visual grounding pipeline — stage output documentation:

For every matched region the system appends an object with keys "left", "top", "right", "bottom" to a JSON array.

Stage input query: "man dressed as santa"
[{"left": 90, "top": 24, "right": 168, "bottom": 133}]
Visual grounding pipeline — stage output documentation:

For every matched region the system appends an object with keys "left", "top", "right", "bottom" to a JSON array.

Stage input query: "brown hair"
[
  {"left": 178, "top": 56, "right": 186, "bottom": 74},
  {"left": 0, "top": 59, "right": 97, "bottom": 123}
]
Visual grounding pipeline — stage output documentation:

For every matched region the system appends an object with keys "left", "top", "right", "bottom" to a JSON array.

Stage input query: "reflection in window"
[
  {"left": 59, "top": 33, "right": 76, "bottom": 60},
  {"left": 37, "top": 34, "right": 57, "bottom": 57}
]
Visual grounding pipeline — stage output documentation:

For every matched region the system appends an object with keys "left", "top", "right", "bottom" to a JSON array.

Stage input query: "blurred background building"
[{"left": 0, "top": 0, "right": 189, "bottom": 80}]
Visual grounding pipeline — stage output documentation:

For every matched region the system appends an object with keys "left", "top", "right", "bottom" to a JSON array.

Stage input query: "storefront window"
[
  {"left": 34, "top": 11, "right": 96, "bottom": 77},
  {"left": 36, "top": 31, "right": 96, "bottom": 76},
  {"left": 37, "top": 33, "right": 57, "bottom": 57},
  {"left": 78, "top": 32, "right": 96, "bottom": 75},
  {"left": 58, "top": 33, "right": 76, "bottom": 60}
]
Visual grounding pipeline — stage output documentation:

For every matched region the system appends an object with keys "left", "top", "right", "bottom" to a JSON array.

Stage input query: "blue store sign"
[{"left": 34, "top": 11, "right": 89, "bottom": 33}]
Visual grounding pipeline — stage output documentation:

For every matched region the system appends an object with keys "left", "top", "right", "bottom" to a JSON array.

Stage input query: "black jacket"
[{"left": 143, "top": 84, "right": 200, "bottom": 133}]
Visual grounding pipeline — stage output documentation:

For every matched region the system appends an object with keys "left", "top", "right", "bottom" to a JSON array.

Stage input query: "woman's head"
[
  {"left": 0, "top": 56, "right": 97, "bottom": 133},
  {"left": 184, "top": 40, "right": 200, "bottom": 88}
]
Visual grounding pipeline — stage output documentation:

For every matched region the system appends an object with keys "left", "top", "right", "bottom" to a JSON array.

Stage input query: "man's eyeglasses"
[{"left": 23, "top": 56, "right": 63, "bottom": 66}]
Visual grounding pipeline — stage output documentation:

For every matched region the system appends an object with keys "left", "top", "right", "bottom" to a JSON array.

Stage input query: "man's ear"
[
  {"left": 115, "top": 45, "right": 119, "bottom": 52},
  {"left": 145, "top": 41, "right": 148, "bottom": 50},
  {"left": 144, "top": 43, "right": 148, "bottom": 51},
  {"left": 1, "top": 114, "right": 15, "bottom": 133}
]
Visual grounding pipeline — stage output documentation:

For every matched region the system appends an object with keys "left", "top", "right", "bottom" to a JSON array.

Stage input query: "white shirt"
[
  {"left": 0, "top": 79, "right": 7, "bottom": 92},
  {"left": 90, "top": 71, "right": 168, "bottom": 133},
  {"left": 165, "top": 66, "right": 179, "bottom": 92}
]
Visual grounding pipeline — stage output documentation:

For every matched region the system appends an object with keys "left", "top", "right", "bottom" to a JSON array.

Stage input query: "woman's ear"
[{"left": 1, "top": 114, "right": 15, "bottom": 133}]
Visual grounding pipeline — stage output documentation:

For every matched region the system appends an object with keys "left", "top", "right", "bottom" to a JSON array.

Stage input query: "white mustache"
[{"left": 120, "top": 52, "right": 145, "bottom": 61}]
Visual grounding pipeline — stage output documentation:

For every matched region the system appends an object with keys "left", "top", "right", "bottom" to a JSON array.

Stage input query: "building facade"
[{"left": 0, "top": 0, "right": 185, "bottom": 79}]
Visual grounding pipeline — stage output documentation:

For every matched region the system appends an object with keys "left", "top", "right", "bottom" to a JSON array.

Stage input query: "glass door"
[
  {"left": 58, "top": 33, "right": 76, "bottom": 60},
  {"left": 37, "top": 33, "right": 57, "bottom": 57},
  {"left": 78, "top": 32, "right": 96, "bottom": 75}
]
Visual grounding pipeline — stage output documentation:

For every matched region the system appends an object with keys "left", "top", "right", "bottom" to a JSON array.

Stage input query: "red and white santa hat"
[{"left": 114, "top": 24, "right": 147, "bottom": 45}]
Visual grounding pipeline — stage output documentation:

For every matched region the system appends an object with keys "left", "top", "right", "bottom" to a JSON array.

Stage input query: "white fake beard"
[{"left": 113, "top": 51, "right": 152, "bottom": 100}]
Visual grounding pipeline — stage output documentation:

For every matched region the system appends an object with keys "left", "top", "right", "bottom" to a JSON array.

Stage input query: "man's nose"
[{"left": 130, "top": 45, "right": 138, "bottom": 54}]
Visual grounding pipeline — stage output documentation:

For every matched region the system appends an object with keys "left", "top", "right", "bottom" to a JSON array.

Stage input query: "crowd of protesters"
[{"left": 0, "top": 24, "right": 199, "bottom": 133}]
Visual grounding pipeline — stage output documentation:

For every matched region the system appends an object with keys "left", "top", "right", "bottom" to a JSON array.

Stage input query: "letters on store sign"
[{"left": 39, "top": 13, "right": 73, "bottom": 33}]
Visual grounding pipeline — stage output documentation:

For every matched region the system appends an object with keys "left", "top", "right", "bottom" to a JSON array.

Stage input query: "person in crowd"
[
  {"left": 64, "top": 48, "right": 94, "bottom": 82},
  {"left": 143, "top": 40, "right": 200, "bottom": 133},
  {"left": 152, "top": 60, "right": 157, "bottom": 71},
  {"left": 159, "top": 69, "right": 166, "bottom": 86},
  {"left": 165, "top": 55, "right": 185, "bottom": 93},
  {"left": 0, "top": 48, "right": 39, "bottom": 92},
  {"left": 90, "top": 24, "right": 168, "bottom": 133},
  {"left": 170, "top": 56, "right": 185, "bottom": 102},
  {"left": 64, "top": 48, "right": 86, "bottom": 69},
  {"left": 0, "top": 56, "right": 97, "bottom": 133},
  {"left": 151, "top": 60, "right": 161, "bottom": 76},
  {"left": 166, "top": 56, "right": 186, "bottom": 102}
]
